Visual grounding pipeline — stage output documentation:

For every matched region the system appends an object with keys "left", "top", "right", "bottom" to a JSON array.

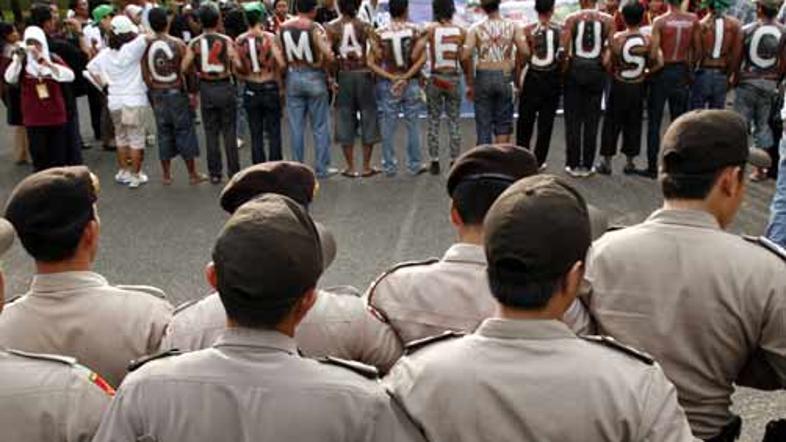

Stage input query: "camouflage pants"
[{"left": 426, "top": 76, "right": 461, "bottom": 161}]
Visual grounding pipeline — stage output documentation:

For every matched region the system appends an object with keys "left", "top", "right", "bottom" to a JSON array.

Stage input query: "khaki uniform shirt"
[
  {"left": 94, "top": 328, "right": 425, "bottom": 442},
  {"left": 0, "top": 271, "right": 173, "bottom": 388},
  {"left": 368, "top": 243, "right": 591, "bottom": 344},
  {"left": 583, "top": 209, "right": 786, "bottom": 439},
  {"left": 0, "top": 348, "right": 113, "bottom": 441},
  {"left": 161, "top": 287, "right": 403, "bottom": 373},
  {"left": 385, "top": 319, "right": 697, "bottom": 442}
]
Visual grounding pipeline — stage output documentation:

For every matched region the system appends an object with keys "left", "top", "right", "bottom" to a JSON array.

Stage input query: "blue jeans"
[
  {"left": 690, "top": 68, "right": 727, "bottom": 110},
  {"left": 734, "top": 81, "right": 777, "bottom": 150},
  {"left": 474, "top": 69, "right": 514, "bottom": 145},
  {"left": 647, "top": 64, "right": 689, "bottom": 170},
  {"left": 766, "top": 136, "right": 786, "bottom": 247},
  {"left": 286, "top": 68, "right": 331, "bottom": 177},
  {"left": 236, "top": 80, "right": 248, "bottom": 141},
  {"left": 377, "top": 79, "right": 423, "bottom": 175}
]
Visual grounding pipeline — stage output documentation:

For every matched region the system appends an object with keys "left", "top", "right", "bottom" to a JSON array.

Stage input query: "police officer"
[
  {"left": 93, "top": 195, "right": 425, "bottom": 441},
  {"left": 0, "top": 166, "right": 173, "bottom": 388},
  {"left": 561, "top": 0, "right": 614, "bottom": 177},
  {"left": 583, "top": 110, "right": 784, "bottom": 441},
  {"left": 235, "top": 2, "right": 286, "bottom": 164},
  {"left": 143, "top": 7, "right": 208, "bottom": 185},
  {"left": 279, "top": 0, "right": 337, "bottom": 179},
  {"left": 368, "top": 145, "right": 595, "bottom": 345},
  {"left": 690, "top": 0, "right": 742, "bottom": 110},
  {"left": 161, "top": 161, "right": 402, "bottom": 373},
  {"left": 644, "top": 0, "right": 698, "bottom": 178},
  {"left": 734, "top": 0, "right": 785, "bottom": 182},
  {"left": 325, "top": 0, "right": 381, "bottom": 177},
  {"left": 412, "top": 0, "right": 470, "bottom": 175},
  {"left": 597, "top": 0, "right": 662, "bottom": 175},
  {"left": 385, "top": 174, "right": 695, "bottom": 442},
  {"left": 182, "top": 3, "right": 241, "bottom": 184},
  {"left": 516, "top": 0, "right": 564, "bottom": 169},
  {"left": 1, "top": 216, "right": 113, "bottom": 442}
]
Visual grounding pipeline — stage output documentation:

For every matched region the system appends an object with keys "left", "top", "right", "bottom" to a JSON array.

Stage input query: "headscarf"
[{"left": 22, "top": 26, "right": 53, "bottom": 78}]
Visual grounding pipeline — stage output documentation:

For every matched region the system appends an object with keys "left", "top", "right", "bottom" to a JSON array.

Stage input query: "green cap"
[
  {"left": 92, "top": 4, "right": 114, "bottom": 22},
  {"left": 242, "top": 1, "right": 266, "bottom": 15}
]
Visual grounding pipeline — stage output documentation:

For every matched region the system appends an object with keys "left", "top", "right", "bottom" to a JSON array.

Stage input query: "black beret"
[
  {"left": 447, "top": 144, "right": 539, "bottom": 196},
  {"left": 220, "top": 161, "right": 317, "bottom": 214}
]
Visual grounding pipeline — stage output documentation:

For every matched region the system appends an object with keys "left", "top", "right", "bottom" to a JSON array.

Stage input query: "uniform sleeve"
[
  {"left": 758, "top": 280, "right": 786, "bottom": 387},
  {"left": 65, "top": 367, "right": 113, "bottom": 441},
  {"left": 639, "top": 364, "right": 698, "bottom": 442},
  {"left": 366, "top": 392, "right": 427, "bottom": 442},
  {"left": 145, "top": 298, "right": 175, "bottom": 354},
  {"left": 357, "top": 305, "right": 404, "bottom": 374},
  {"left": 92, "top": 383, "right": 146, "bottom": 442}
]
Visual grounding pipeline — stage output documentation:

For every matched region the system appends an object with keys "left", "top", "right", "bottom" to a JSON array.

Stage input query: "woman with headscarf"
[
  {"left": 4, "top": 26, "right": 74, "bottom": 171},
  {"left": 0, "top": 22, "right": 28, "bottom": 165},
  {"left": 86, "top": 15, "right": 150, "bottom": 188}
]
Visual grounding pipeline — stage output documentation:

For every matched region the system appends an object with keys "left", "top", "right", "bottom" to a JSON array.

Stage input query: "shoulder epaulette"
[
  {"left": 405, "top": 330, "right": 465, "bottom": 355},
  {"left": 128, "top": 348, "right": 182, "bottom": 372},
  {"left": 317, "top": 356, "right": 379, "bottom": 379},
  {"left": 115, "top": 284, "right": 168, "bottom": 300},
  {"left": 322, "top": 285, "right": 362, "bottom": 297},
  {"left": 580, "top": 335, "right": 654, "bottom": 365},
  {"left": 742, "top": 235, "right": 786, "bottom": 262},
  {"left": 367, "top": 258, "right": 440, "bottom": 303},
  {"left": 173, "top": 298, "right": 200, "bottom": 314},
  {"left": 5, "top": 349, "right": 76, "bottom": 365},
  {"left": 605, "top": 225, "right": 628, "bottom": 233}
]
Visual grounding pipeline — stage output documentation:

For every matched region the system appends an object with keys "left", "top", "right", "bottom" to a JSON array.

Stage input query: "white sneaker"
[
  {"left": 127, "top": 175, "right": 141, "bottom": 189},
  {"left": 237, "top": 138, "right": 245, "bottom": 149},
  {"left": 564, "top": 166, "right": 582, "bottom": 178},
  {"left": 138, "top": 171, "right": 149, "bottom": 184},
  {"left": 115, "top": 170, "right": 131, "bottom": 185}
]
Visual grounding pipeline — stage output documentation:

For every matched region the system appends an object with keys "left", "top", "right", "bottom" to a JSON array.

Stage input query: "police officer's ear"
[
  {"left": 81, "top": 219, "right": 100, "bottom": 256},
  {"left": 718, "top": 166, "right": 745, "bottom": 197},
  {"left": 291, "top": 288, "right": 317, "bottom": 324},
  {"left": 559, "top": 261, "right": 585, "bottom": 305},
  {"left": 449, "top": 200, "right": 463, "bottom": 227},
  {"left": 205, "top": 262, "right": 218, "bottom": 291}
]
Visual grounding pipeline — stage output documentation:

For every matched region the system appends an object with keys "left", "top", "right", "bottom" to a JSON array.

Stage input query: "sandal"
[
  {"left": 341, "top": 169, "right": 360, "bottom": 178},
  {"left": 362, "top": 167, "right": 381, "bottom": 178},
  {"left": 189, "top": 173, "right": 209, "bottom": 185},
  {"left": 162, "top": 177, "right": 173, "bottom": 186}
]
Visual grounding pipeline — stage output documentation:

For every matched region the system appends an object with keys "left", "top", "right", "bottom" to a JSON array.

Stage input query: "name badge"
[{"left": 35, "top": 82, "right": 50, "bottom": 100}]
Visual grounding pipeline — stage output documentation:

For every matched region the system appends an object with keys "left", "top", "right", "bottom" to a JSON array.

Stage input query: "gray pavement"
[{"left": 0, "top": 99, "right": 783, "bottom": 440}]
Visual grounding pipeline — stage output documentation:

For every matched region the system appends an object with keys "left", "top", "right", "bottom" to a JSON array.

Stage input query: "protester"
[
  {"left": 597, "top": 0, "right": 661, "bottom": 175},
  {"left": 413, "top": 0, "right": 470, "bottom": 175},
  {"left": 143, "top": 7, "right": 208, "bottom": 185},
  {"left": 316, "top": 0, "right": 339, "bottom": 24},
  {"left": 93, "top": 194, "right": 425, "bottom": 441},
  {"left": 182, "top": 2, "right": 241, "bottom": 184},
  {"left": 691, "top": 0, "right": 742, "bottom": 110},
  {"left": 267, "top": 0, "right": 292, "bottom": 33},
  {"left": 0, "top": 22, "right": 27, "bottom": 165},
  {"left": 280, "top": 0, "right": 337, "bottom": 178},
  {"left": 326, "top": 0, "right": 381, "bottom": 177},
  {"left": 463, "top": 0, "right": 525, "bottom": 145},
  {"left": 4, "top": 26, "right": 74, "bottom": 171},
  {"left": 516, "top": 0, "right": 563, "bottom": 169},
  {"left": 222, "top": 2, "right": 250, "bottom": 152},
  {"left": 369, "top": 0, "right": 427, "bottom": 176},
  {"left": 235, "top": 2, "right": 286, "bottom": 164},
  {"left": 86, "top": 15, "right": 150, "bottom": 188},
  {"left": 83, "top": 4, "right": 114, "bottom": 149},
  {"left": 385, "top": 174, "right": 695, "bottom": 442},
  {"left": 583, "top": 110, "right": 784, "bottom": 440},
  {"left": 0, "top": 166, "right": 173, "bottom": 388}
]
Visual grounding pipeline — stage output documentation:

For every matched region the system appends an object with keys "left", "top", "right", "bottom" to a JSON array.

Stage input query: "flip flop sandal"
[
  {"left": 341, "top": 169, "right": 360, "bottom": 178},
  {"left": 361, "top": 168, "right": 381, "bottom": 178}
]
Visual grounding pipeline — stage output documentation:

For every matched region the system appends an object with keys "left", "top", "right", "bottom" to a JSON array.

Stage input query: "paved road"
[{"left": 0, "top": 99, "right": 782, "bottom": 440}]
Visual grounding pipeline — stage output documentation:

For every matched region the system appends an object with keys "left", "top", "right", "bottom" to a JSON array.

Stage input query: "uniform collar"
[
  {"left": 645, "top": 208, "right": 721, "bottom": 230},
  {"left": 442, "top": 243, "right": 486, "bottom": 265},
  {"left": 213, "top": 327, "right": 299, "bottom": 355},
  {"left": 476, "top": 318, "right": 576, "bottom": 340},
  {"left": 30, "top": 271, "right": 109, "bottom": 295}
]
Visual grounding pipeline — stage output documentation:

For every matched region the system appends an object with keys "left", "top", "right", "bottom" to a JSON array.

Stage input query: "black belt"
[
  {"left": 200, "top": 77, "right": 231, "bottom": 83},
  {"left": 149, "top": 88, "right": 184, "bottom": 95},
  {"left": 704, "top": 416, "right": 741, "bottom": 442}
]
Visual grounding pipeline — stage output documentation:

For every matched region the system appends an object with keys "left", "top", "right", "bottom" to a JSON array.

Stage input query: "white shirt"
[
  {"left": 86, "top": 35, "right": 149, "bottom": 111},
  {"left": 83, "top": 23, "right": 105, "bottom": 53}
]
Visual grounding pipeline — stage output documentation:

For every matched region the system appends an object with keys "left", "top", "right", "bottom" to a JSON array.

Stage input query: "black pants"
[
  {"left": 200, "top": 80, "right": 239, "bottom": 178},
  {"left": 243, "top": 81, "right": 282, "bottom": 164},
  {"left": 516, "top": 69, "right": 561, "bottom": 166},
  {"left": 564, "top": 63, "right": 605, "bottom": 168},
  {"left": 601, "top": 80, "right": 645, "bottom": 158},
  {"left": 64, "top": 115, "right": 83, "bottom": 165},
  {"left": 86, "top": 86, "right": 103, "bottom": 140},
  {"left": 647, "top": 64, "right": 689, "bottom": 170},
  {"left": 27, "top": 124, "right": 68, "bottom": 171}
]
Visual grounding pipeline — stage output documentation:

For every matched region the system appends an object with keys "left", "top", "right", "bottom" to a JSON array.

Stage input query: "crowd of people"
[{"left": 0, "top": 110, "right": 785, "bottom": 441}]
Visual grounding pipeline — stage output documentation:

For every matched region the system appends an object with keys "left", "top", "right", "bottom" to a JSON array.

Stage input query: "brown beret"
[
  {"left": 447, "top": 144, "right": 539, "bottom": 196},
  {"left": 220, "top": 161, "right": 317, "bottom": 213}
]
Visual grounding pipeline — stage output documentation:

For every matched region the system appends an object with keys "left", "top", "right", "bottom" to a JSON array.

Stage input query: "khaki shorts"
[{"left": 110, "top": 107, "right": 146, "bottom": 150}]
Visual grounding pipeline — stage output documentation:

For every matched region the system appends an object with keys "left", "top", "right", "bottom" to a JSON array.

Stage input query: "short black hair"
[
  {"left": 389, "top": 0, "right": 409, "bottom": 18},
  {"left": 338, "top": 0, "right": 359, "bottom": 17},
  {"left": 148, "top": 7, "right": 169, "bottom": 33},
  {"left": 108, "top": 30, "right": 136, "bottom": 49},
  {"left": 534, "top": 0, "right": 554, "bottom": 15},
  {"left": 488, "top": 262, "right": 561, "bottom": 309},
  {"left": 759, "top": 3, "right": 778, "bottom": 18},
  {"left": 198, "top": 3, "right": 220, "bottom": 29},
  {"left": 29, "top": 4, "right": 53, "bottom": 28},
  {"left": 296, "top": 0, "right": 318, "bottom": 13},
  {"left": 452, "top": 178, "right": 512, "bottom": 225},
  {"left": 223, "top": 7, "right": 248, "bottom": 38},
  {"left": 245, "top": 8, "right": 265, "bottom": 26},
  {"left": 621, "top": 0, "right": 644, "bottom": 26},
  {"left": 0, "top": 22, "right": 15, "bottom": 42},
  {"left": 660, "top": 166, "right": 743, "bottom": 200},
  {"left": 432, "top": 0, "right": 455, "bottom": 21},
  {"left": 480, "top": 0, "right": 500, "bottom": 14}
]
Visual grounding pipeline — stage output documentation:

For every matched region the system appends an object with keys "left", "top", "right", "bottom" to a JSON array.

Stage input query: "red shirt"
[{"left": 20, "top": 63, "right": 67, "bottom": 127}]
